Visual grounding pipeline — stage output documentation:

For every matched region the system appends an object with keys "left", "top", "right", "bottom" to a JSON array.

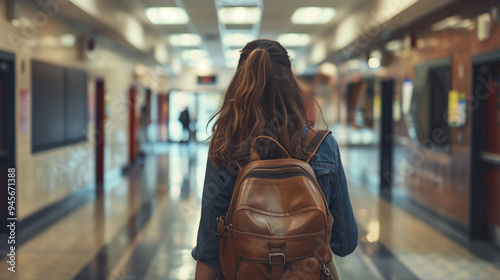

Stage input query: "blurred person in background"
[
  {"left": 138, "top": 105, "right": 149, "bottom": 158},
  {"left": 179, "top": 107, "right": 191, "bottom": 143}
]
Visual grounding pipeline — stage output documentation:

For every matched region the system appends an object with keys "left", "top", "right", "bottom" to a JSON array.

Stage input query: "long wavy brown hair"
[{"left": 208, "top": 39, "right": 317, "bottom": 169}]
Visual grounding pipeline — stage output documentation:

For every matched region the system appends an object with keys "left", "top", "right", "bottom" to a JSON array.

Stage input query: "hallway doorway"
[
  {"left": 0, "top": 51, "right": 16, "bottom": 250},
  {"left": 471, "top": 50, "right": 500, "bottom": 247}
]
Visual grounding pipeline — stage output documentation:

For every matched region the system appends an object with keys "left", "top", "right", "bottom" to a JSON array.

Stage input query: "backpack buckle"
[{"left": 268, "top": 252, "right": 286, "bottom": 266}]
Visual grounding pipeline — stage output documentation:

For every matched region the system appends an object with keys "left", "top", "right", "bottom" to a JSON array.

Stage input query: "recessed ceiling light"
[
  {"left": 218, "top": 7, "right": 261, "bottom": 24},
  {"left": 291, "top": 7, "right": 335, "bottom": 24},
  {"left": 60, "top": 33, "right": 76, "bottom": 47},
  {"left": 385, "top": 40, "right": 404, "bottom": 52},
  {"left": 368, "top": 57, "right": 380, "bottom": 69},
  {"left": 196, "top": 58, "right": 213, "bottom": 75},
  {"left": 277, "top": 33, "right": 310, "bottom": 46},
  {"left": 146, "top": 7, "right": 189, "bottom": 25},
  {"left": 181, "top": 49, "right": 209, "bottom": 60},
  {"left": 222, "top": 33, "right": 255, "bottom": 47},
  {"left": 169, "top": 34, "right": 202, "bottom": 46}
]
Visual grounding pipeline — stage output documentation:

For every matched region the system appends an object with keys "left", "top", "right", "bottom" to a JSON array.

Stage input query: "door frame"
[
  {"left": 128, "top": 86, "right": 137, "bottom": 164},
  {"left": 95, "top": 78, "right": 105, "bottom": 196},
  {"left": 470, "top": 49, "right": 500, "bottom": 241},
  {"left": 0, "top": 50, "right": 16, "bottom": 238},
  {"left": 380, "top": 79, "right": 395, "bottom": 193}
]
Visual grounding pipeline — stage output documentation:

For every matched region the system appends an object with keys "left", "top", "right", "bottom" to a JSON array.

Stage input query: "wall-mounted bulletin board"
[{"left": 31, "top": 60, "right": 88, "bottom": 153}]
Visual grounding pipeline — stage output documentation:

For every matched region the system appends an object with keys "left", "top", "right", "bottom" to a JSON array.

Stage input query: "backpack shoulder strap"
[{"left": 303, "top": 129, "right": 331, "bottom": 163}]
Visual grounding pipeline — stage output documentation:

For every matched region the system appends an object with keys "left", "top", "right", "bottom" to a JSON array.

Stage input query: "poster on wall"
[
  {"left": 448, "top": 90, "right": 467, "bottom": 127},
  {"left": 20, "top": 89, "right": 30, "bottom": 134}
]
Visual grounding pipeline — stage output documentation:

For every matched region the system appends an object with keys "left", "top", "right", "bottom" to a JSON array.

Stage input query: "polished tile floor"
[{"left": 1, "top": 143, "right": 500, "bottom": 280}]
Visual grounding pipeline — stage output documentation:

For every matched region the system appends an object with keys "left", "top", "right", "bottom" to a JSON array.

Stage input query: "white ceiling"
[{"left": 115, "top": 0, "right": 371, "bottom": 68}]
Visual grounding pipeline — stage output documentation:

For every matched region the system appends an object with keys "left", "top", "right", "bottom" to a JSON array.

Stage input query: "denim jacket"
[{"left": 192, "top": 127, "right": 358, "bottom": 268}]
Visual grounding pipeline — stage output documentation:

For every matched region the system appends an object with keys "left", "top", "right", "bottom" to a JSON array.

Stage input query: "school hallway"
[{"left": 1, "top": 143, "right": 499, "bottom": 280}]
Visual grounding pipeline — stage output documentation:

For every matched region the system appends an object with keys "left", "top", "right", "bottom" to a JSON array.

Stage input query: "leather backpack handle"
[{"left": 249, "top": 136, "right": 291, "bottom": 162}]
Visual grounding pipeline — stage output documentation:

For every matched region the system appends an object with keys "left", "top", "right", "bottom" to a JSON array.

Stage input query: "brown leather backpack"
[{"left": 217, "top": 129, "right": 338, "bottom": 280}]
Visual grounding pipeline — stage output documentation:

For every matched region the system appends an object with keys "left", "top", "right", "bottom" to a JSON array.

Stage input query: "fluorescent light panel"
[
  {"left": 146, "top": 7, "right": 189, "bottom": 24},
  {"left": 169, "top": 34, "right": 202, "bottom": 46},
  {"left": 291, "top": 7, "right": 335, "bottom": 24},
  {"left": 222, "top": 33, "right": 255, "bottom": 47},
  {"left": 218, "top": 7, "right": 261, "bottom": 24},
  {"left": 277, "top": 33, "right": 310, "bottom": 46},
  {"left": 220, "top": 0, "right": 260, "bottom": 5}
]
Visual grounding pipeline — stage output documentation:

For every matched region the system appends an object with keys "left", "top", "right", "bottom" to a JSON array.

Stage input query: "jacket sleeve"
[
  {"left": 331, "top": 136, "right": 358, "bottom": 256},
  {"left": 191, "top": 158, "right": 234, "bottom": 268},
  {"left": 317, "top": 135, "right": 358, "bottom": 257}
]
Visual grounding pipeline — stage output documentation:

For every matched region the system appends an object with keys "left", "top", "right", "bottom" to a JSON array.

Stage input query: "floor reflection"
[{"left": 2, "top": 143, "right": 500, "bottom": 280}]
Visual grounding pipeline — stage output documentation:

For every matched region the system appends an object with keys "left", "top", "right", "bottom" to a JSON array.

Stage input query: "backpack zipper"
[
  {"left": 320, "top": 263, "right": 331, "bottom": 276},
  {"left": 245, "top": 170, "right": 306, "bottom": 179}
]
